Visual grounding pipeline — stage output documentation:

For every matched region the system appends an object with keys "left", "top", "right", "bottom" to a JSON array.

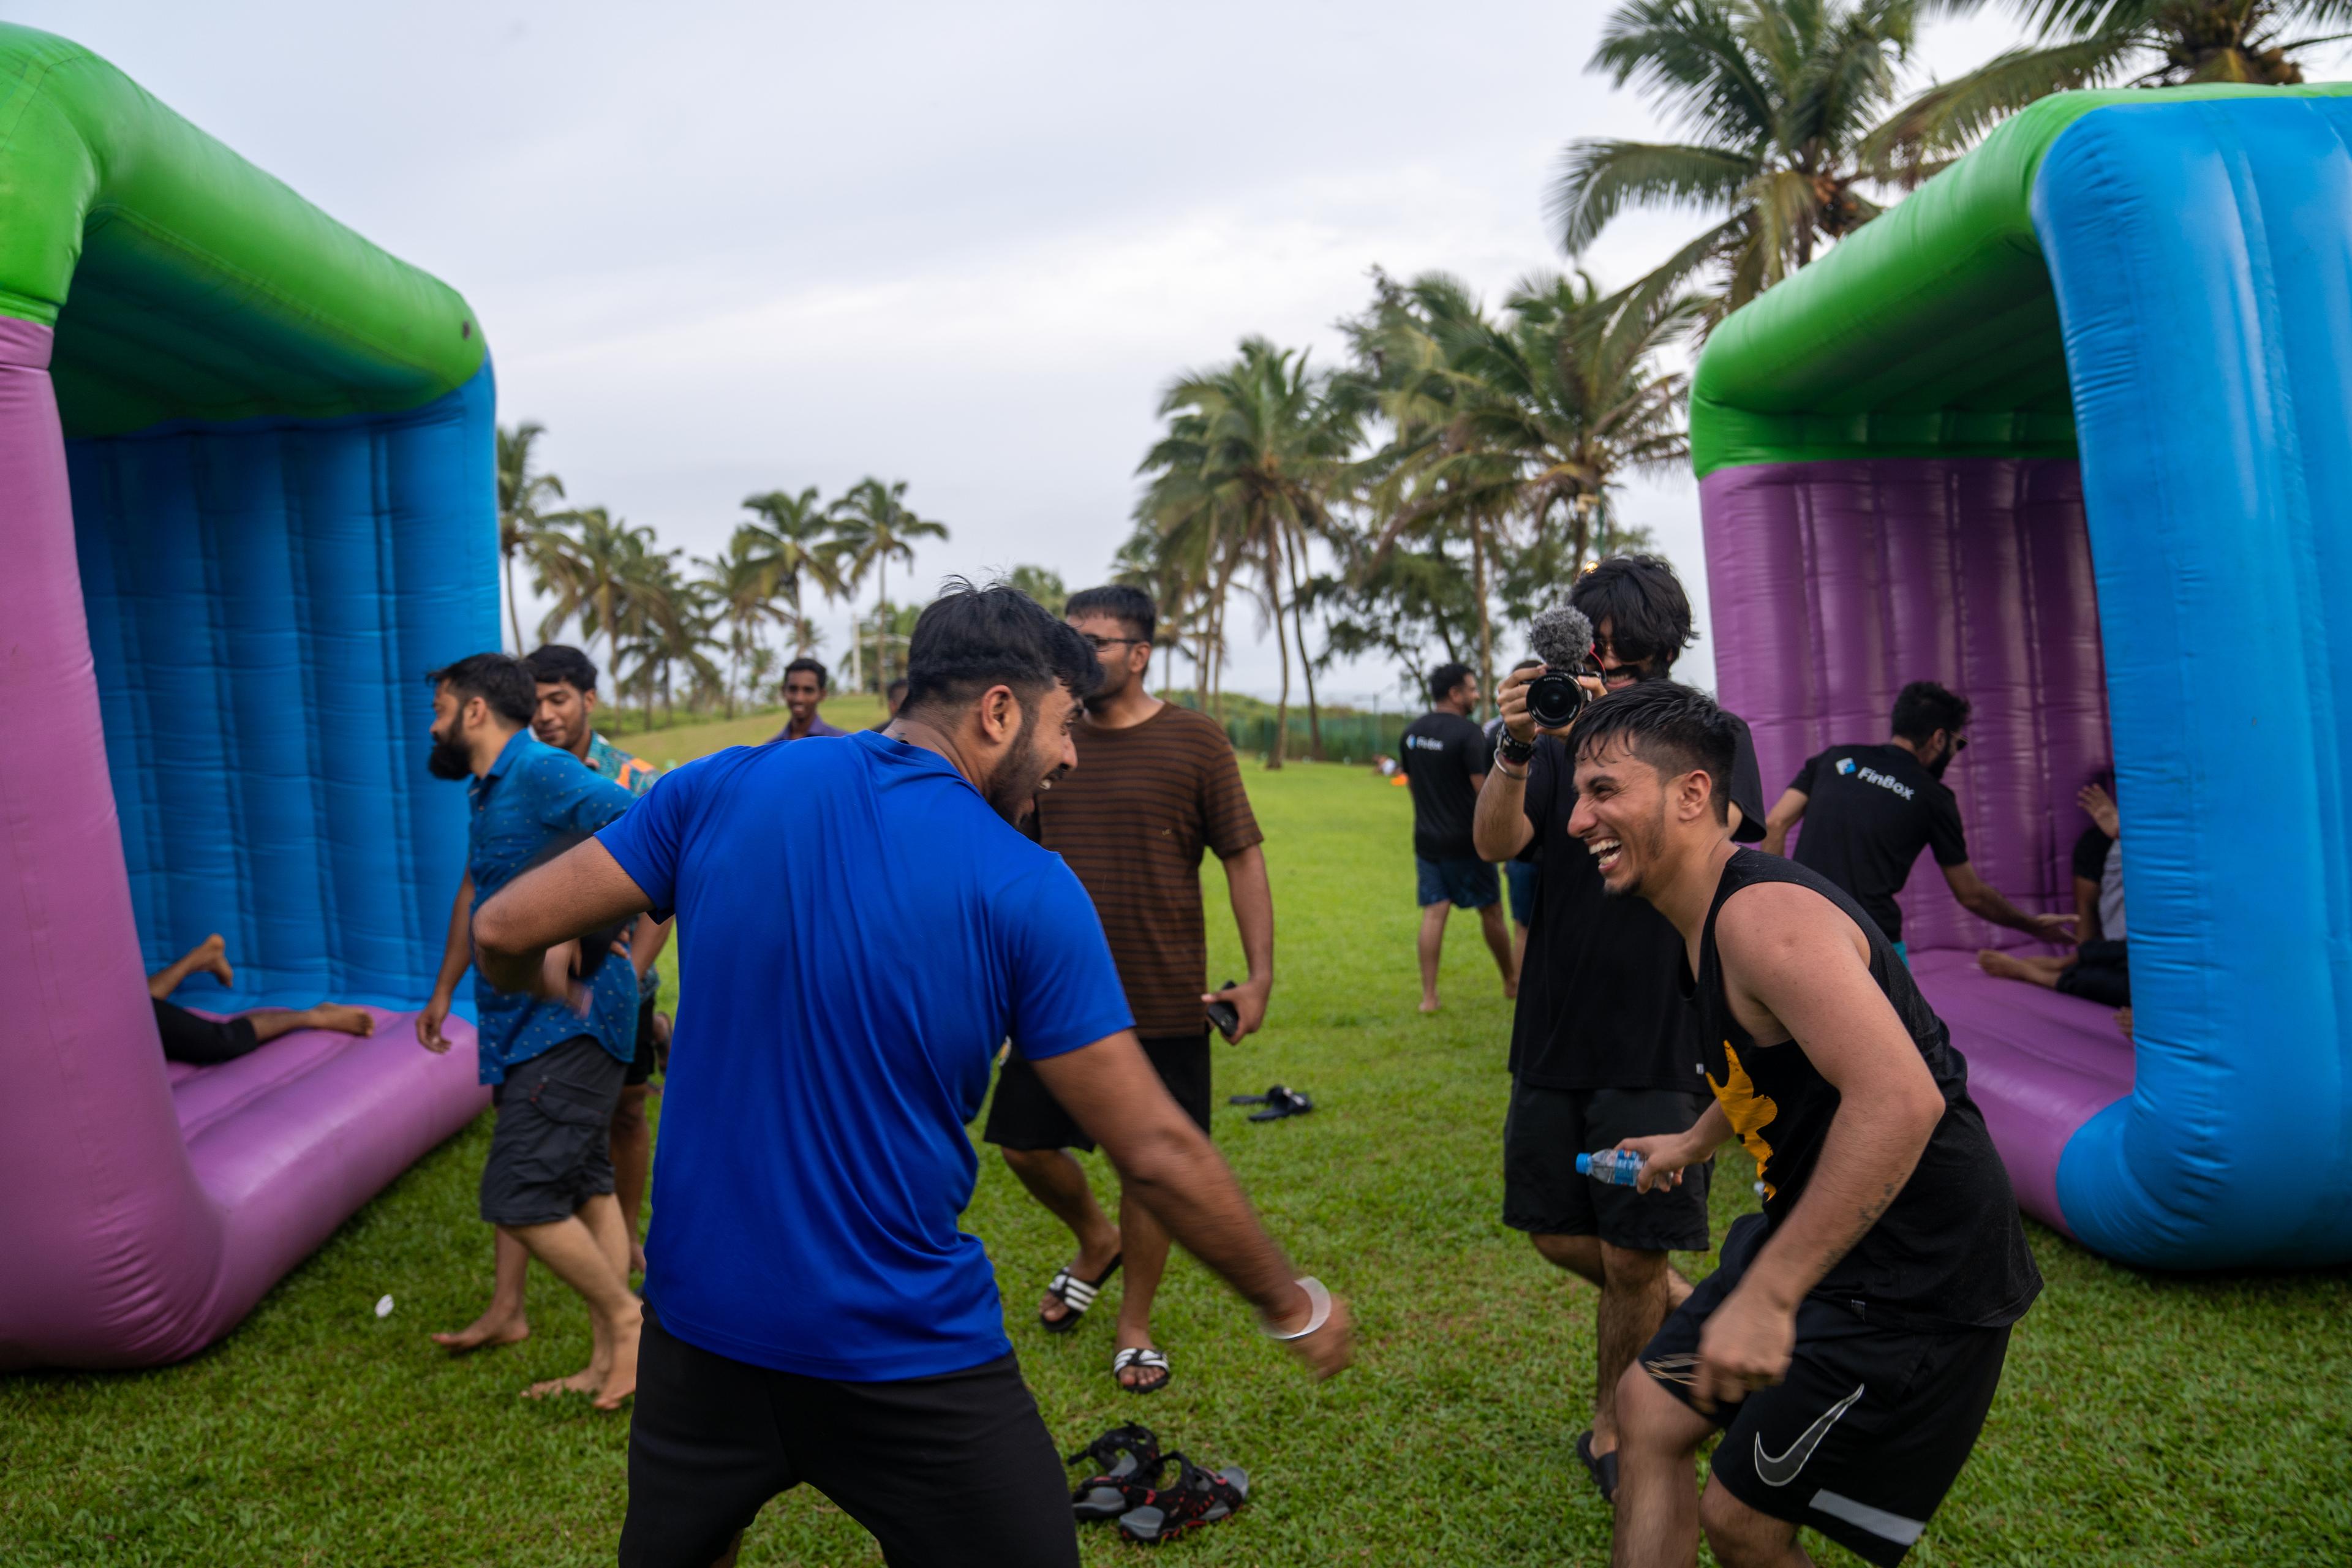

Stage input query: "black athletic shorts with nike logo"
[{"left": 1639, "top": 1213, "right": 2013, "bottom": 1566}]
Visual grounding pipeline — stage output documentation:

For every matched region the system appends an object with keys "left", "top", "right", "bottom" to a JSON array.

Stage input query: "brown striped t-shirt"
[{"left": 1035, "top": 704, "right": 1263, "bottom": 1038}]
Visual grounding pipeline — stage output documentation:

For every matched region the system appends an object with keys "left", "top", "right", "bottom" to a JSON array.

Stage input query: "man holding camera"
[
  {"left": 1471, "top": 555, "right": 1765, "bottom": 1504},
  {"left": 982, "top": 584, "right": 1275, "bottom": 1395},
  {"left": 467, "top": 582, "right": 1345, "bottom": 1567}
]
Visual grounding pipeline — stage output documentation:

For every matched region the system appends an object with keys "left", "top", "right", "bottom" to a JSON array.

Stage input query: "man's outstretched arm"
[
  {"left": 1758, "top": 788, "right": 1806, "bottom": 856},
  {"left": 1032, "top": 1034, "right": 1351, "bottom": 1378},
  {"left": 473, "top": 839, "right": 654, "bottom": 997},
  {"left": 1943, "top": 862, "right": 2075, "bottom": 940}
]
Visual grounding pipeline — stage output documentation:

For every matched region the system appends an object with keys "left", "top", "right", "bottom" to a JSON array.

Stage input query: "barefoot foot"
[
  {"left": 593, "top": 1315, "right": 642, "bottom": 1411},
  {"left": 197, "top": 933, "right": 233, "bottom": 988},
  {"left": 524, "top": 1365, "right": 600, "bottom": 1399},
  {"left": 311, "top": 1003, "right": 376, "bottom": 1037},
  {"left": 1418, "top": 997, "right": 1441, "bottom": 1014},
  {"left": 1976, "top": 949, "right": 2031, "bottom": 981},
  {"left": 431, "top": 1310, "right": 530, "bottom": 1354}
]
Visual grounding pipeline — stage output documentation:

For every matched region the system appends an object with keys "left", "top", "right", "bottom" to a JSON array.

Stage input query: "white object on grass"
[{"left": 375, "top": 1294, "right": 394, "bottom": 1318}]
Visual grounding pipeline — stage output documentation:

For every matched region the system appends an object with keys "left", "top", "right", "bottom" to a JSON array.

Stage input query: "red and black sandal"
[
  {"left": 1115, "top": 1452, "right": 1250, "bottom": 1544},
  {"left": 1066, "top": 1422, "right": 1164, "bottom": 1521}
]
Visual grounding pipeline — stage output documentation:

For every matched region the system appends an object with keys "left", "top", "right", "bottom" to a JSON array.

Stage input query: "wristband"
[
  {"left": 1494, "top": 731, "right": 1536, "bottom": 765},
  {"left": 1494, "top": 757, "right": 1529, "bottom": 780},
  {"left": 1260, "top": 1276, "right": 1332, "bottom": 1340}
]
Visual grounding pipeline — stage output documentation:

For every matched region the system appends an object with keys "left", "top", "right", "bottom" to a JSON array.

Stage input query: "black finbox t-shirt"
[
  {"left": 1507, "top": 713, "right": 1766, "bottom": 1093},
  {"left": 1401, "top": 709, "right": 1492, "bottom": 861},
  {"left": 1787, "top": 742, "right": 1968, "bottom": 946}
]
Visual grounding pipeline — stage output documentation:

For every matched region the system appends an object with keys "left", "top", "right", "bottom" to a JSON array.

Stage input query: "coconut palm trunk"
[
  {"left": 503, "top": 552, "right": 524, "bottom": 655},
  {"left": 1284, "top": 529, "right": 1323, "bottom": 760},
  {"left": 1263, "top": 518, "right": 1291, "bottom": 770},
  {"left": 1471, "top": 520, "right": 1493, "bottom": 722}
]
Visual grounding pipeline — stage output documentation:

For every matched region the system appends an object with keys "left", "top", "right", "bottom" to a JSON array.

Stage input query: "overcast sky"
[{"left": 15, "top": 1, "right": 2297, "bottom": 704}]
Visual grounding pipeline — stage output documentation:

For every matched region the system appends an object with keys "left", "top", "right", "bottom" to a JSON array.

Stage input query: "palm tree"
[
  {"left": 496, "top": 421, "right": 565, "bottom": 652},
  {"left": 737, "top": 486, "right": 846, "bottom": 656},
  {"left": 1550, "top": 0, "right": 1925, "bottom": 326},
  {"left": 1003, "top": 564, "right": 1069, "bottom": 609},
  {"left": 1137, "top": 339, "right": 1360, "bottom": 766},
  {"left": 1349, "top": 270, "right": 1694, "bottom": 708},
  {"left": 829, "top": 478, "right": 948, "bottom": 692},
  {"left": 532, "top": 505, "right": 665, "bottom": 687},
  {"left": 698, "top": 533, "right": 790, "bottom": 718},
  {"left": 1868, "top": 1, "right": 2352, "bottom": 174}
]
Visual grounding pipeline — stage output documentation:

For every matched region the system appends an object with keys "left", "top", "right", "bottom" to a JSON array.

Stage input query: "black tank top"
[{"left": 1691, "top": 850, "right": 2041, "bottom": 1330}]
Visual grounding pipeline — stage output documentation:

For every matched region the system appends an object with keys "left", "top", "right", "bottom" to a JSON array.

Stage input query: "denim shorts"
[{"left": 1415, "top": 855, "right": 1500, "bottom": 910}]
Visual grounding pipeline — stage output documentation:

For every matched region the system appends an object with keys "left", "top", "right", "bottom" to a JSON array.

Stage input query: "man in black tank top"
[{"left": 1562, "top": 683, "right": 2040, "bottom": 1568}]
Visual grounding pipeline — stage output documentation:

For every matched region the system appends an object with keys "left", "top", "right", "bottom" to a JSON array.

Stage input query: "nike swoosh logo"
[{"left": 1752, "top": 1382, "right": 1865, "bottom": 1487}]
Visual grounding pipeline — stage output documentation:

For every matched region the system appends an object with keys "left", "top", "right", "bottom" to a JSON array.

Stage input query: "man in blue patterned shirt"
[{"left": 415, "top": 652, "right": 645, "bottom": 1409}]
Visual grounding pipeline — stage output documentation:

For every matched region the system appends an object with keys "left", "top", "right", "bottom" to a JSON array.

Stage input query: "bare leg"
[
  {"left": 1977, "top": 949, "right": 2070, "bottom": 989},
  {"left": 2116, "top": 1006, "right": 2133, "bottom": 1039},
  {"left": 148, "top": 933, "right": 232, "bottom": 999},
  {"left": 1531, "top": 1231, "right": 1605, "bottom": 1287},
  {"left": 505, "top": 1200, "right": 641, "bottom": 1411},
  {"left": 611, "top": 1084, "right": 652, "bottom": 1275},
  {"left": 1417, "top": 903, "right": 1450, "bottom": 1012},
  {"left": 244, "top": 1004, "right": 377, "bottom": 1045},
  {"left": 432, "top": 1229, "right": 532, "bottom": 1352},
  {"left": 1611, "top": 1363, "right": 1717, "bottom": 1568},
  {"left": 1592, "top": 1244, "right": 1682, "bottom": 1455},
  {"left": 1513, "top": 921, "right": 1531, "bottom": 978},
  {"left": 1000, "top": 1147, "right": 1120, "bottom": 1325},
  {"left": 1700, "top": 1479, "right": 1814, "bottom": 1567},
  {"left": 1112, "top": 1184, "right": 1174, "bottom": 1389},
  {"left": 1479, "top": 902, "right": 1518, "bottom": 998}
]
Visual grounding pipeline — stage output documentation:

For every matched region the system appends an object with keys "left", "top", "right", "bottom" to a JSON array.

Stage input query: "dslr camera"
[{"left": 1525, "top": 604, "right": 1597, "bottom": 730}]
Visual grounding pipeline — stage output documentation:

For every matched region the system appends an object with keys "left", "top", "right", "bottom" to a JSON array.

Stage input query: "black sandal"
[
  {"left": 1038, "top": 1253, "right": 1120, "bottom": 1333},
  {"left": 1575, "top": 1429, "right": 1619, "bottom": 1504},
  {"left": 1067, "top": 1423, "right": 1164, "bottom": 1521},
  {"left": 1117, "top": 1452, "right": 1249, "bottom": 1544},
  {"left": 1110, "top": 1345, "right": 1171, "bottom": 1395}
]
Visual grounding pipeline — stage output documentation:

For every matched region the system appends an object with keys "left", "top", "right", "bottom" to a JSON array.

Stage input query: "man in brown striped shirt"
[{"left": 981, "top": 584, "right": 1275, "bottom": 1394}]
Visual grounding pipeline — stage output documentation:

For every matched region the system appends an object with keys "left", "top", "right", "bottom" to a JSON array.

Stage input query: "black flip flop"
[
  {"left": 1575, "top": 1429, "right": 1618, "bottom": 1504},
  {"left": 1248, "top": 1086, "right": 1313, "bottom": 1122},
  {"left": 1039, "top": 1252, "right": 1121, "bottom": 1334}
]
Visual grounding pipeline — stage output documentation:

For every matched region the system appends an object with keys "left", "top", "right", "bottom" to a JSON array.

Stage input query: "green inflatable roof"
[
  {"left": 0, "top": 23, "right": 483, "bottom": 437},
  {"left": 1688, "top": 81, "right": 2352, "bottom": 479}
]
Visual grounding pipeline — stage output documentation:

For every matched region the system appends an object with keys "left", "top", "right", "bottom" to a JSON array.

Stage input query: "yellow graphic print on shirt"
[{"left": 1707, "top": 1040, "right": 1781, "bottom": 1200}]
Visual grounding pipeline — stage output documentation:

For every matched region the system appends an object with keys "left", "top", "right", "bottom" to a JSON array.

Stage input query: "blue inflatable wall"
[
  {"left": 67, "top": 362, "right": 499, "bottom": 1012},
  {"left": 2035, "top": 98, "right": 2352, "bottom": 1264}
]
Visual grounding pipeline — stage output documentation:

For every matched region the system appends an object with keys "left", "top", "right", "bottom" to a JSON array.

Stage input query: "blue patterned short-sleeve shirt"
[{"left": 468, "top": 730, "right": 643, "bottom": 1085}]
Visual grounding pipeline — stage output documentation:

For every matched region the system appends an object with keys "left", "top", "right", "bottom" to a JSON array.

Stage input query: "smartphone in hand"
[{"left": 1206, "top": 978, "right": 1242, "bottom": 1043}]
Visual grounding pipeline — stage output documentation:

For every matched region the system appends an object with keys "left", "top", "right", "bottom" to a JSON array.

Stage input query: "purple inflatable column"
[{"left": 0, "top": 318, "right": 226, "bottom": 1366}]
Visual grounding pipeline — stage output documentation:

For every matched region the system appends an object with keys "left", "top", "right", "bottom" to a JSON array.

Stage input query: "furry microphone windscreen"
[{"left": 1529, "top": 604, "right": 1594, "bottom": 671}]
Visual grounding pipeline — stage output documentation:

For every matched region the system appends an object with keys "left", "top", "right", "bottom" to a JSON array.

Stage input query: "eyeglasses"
[{"left": 1081, "top": 635, "right": 1147, "bottom": 652}]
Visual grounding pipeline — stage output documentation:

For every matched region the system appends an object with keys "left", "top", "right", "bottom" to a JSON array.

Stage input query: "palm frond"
[{"left": 1549, "top": 140, "right": 1758, "bottom": 255}]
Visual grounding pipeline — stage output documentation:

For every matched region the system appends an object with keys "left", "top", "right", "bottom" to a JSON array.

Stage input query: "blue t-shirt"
[
  {"left": 468, "top": 731, "right": 643, "bottom": 1085},
  {"left": 597, "top": 730, "right": 1133, "bottom": 1380}
]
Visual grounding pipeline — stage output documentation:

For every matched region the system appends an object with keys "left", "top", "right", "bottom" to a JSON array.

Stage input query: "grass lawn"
[{"left": 4, "top": 750, "right": 2348, "bottom": 1566}]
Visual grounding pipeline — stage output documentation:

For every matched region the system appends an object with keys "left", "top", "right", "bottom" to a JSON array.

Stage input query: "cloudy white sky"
[{"left": 20, "top": 1, "right": 2323, "bottom": 703}]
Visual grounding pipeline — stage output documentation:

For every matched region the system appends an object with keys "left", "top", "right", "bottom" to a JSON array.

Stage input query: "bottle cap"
[{"left": 1575, "top": 1152, "right": 1594, "bottom": 1175}]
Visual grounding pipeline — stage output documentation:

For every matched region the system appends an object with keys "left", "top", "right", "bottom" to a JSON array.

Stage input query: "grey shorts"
[{"left": 480, "top": 1035, "right": 627, "bottom": 1227}]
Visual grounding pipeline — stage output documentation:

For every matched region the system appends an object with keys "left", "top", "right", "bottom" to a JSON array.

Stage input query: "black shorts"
[
  {"left": 2056, "top": 938, "right": 2130, "bottom": 1008},
  {"left": 626, "top": 992, "right": 660, "bottom": 1088},
  {"left": 619, "top": 1308, "right": 1077, "bottom": 1568},
  {"left": 1501, "top": 1080, "right": 1713, "bottom": 1251},
  {"left": 479, "top": 1035, "right": 626, "bottom": 1227},
  {"left": 1641, "top": 1213, "right": 2015, "bottom": 1567},
  {"left": 981, "top": 1031, "right": 1212, "bottom": 1153},
  {"left": 1416, "top": 854, "right": 1500, "bottom": 910},
  {"left": 152, "top": 998, "right": 260, "bottom": 1066}
]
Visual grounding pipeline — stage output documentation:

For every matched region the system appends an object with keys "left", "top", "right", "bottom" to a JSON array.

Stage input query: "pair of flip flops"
[
  {"left": 1066, "top": 1423, "right": 1250, "bottom": 1545},
  {"left": 1228, "top": 1084, "right": 1314, "bottom": 1121}
]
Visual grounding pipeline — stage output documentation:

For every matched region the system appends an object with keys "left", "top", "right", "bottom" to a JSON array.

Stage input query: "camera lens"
[{"left": 1526, "top": 671, "right": 1586, "bottom": 729}]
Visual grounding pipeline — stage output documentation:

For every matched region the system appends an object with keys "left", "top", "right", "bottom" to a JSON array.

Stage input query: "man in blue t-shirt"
[
  {"left": 471, "top": 584, "right": 1351, "bottom": 1568},
  {"left": 413, "top": 652, "right": 645, "bottom": 1411}
]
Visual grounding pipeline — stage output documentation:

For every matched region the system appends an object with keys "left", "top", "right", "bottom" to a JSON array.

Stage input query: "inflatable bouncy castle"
[
  {"left": 1, "top": 27, "right": 495, "bottom": 1368},
  {"left": 1697, "top": 84, "right": 2352, "bottom": 1268}
]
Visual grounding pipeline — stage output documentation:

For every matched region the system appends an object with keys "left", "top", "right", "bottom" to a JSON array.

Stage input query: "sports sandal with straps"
[
  {"left": 1066, "top": 1423, "right": 1164, "bottom": 1521},
  {"left": 1110, "top": 1345, "right": 1171, "bottom": 1395},
  {"left": 1038, "top": 1253, "right": 1121, "bottom": 1334},
  {"left": 1116, "top": 1452, "right": 1250, "bottom": 1544}
]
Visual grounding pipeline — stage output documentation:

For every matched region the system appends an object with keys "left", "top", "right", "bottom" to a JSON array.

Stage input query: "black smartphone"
[{"left": 1206, "top": 978, "right": 1242, "bottom": 1042}]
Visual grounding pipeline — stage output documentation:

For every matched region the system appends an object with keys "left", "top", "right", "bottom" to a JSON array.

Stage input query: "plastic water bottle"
[{"left": 1576, "top": 1150, "right": 1646, "bottom": 1186}]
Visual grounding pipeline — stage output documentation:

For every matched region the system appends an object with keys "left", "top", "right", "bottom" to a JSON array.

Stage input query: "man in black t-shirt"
[
  {"left": 1566, "top": 681, "right": 2037, "bottom": 1568},
  {"left": 1761, "top": 680, "right": 2071, "bottom": 957},
  {"left": 1402, "top": 663, "right": 1515, "bottom": 1013},
  {"left": 1471, "top": 556, "right": 1765, "bottom": 1503}
]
